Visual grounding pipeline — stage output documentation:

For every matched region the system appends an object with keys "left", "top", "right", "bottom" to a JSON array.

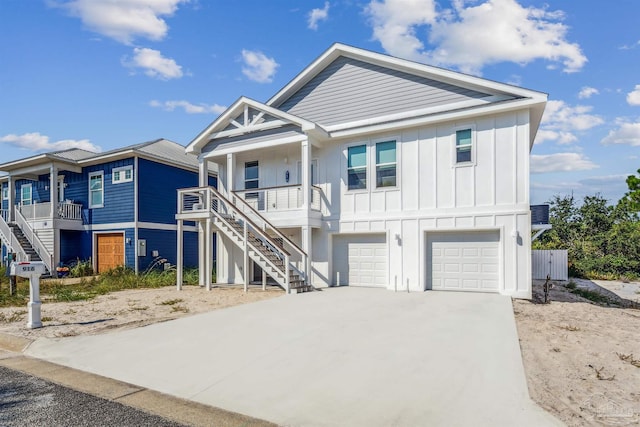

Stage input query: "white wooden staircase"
[{"left": 178, "top": 186, "right": 312, "bottom": 293}]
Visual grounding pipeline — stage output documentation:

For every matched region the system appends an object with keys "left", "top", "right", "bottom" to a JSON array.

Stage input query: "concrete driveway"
[{"left": 26, "top": 287, "right": 561, "bottom": 426}]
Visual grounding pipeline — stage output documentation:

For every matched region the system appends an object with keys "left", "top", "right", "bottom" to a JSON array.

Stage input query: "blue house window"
[
  {"left": 375, "top": 141, "right": 396, "bottom": 188},
  {"left": 347, "top": 145, "right": 367, "bottom": 190},
  {"left": 456, "top": 129, "right": 473, "bottom": 163},
  {"left": 112, "top": 166, "right": 133, "bottom": 184},
  {"left": 89, "top": 171, "right": 104, "bottom": 208},
  {"left": 21, "top": 184, "right": 32, "bottom": 206},
  {"left": 2, "top": 186, "right": 8, "bottom": 200}
]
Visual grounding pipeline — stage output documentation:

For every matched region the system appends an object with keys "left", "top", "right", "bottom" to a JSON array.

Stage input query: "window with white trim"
[
  {"left": 2, "top": 186, "right": 8, "bottom": 200},
  {"left": 89, "top": 171, "right": 104, "bottom": 208},
  {"left": 375, "top": 140, "right": 397, "bottom": 188},
  {"left": 21, "top": 184, "right": 32, "bottom": 206},
  {"left": 347, "top": 145, "right": 367, "bottom": 190},
  {"left": 456, "top": 129, "right": 473, "bottom": 163},
  {"left": 112, "top": 166, "right": 133, "bottom": 184},
  {"left": 244, "top": 161, "right": 259, "bottom": 198}
]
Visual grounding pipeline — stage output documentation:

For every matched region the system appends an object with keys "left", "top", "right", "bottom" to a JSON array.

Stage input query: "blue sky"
[{"left": 1, "top": 0, "right": 639, "bottom": 205}]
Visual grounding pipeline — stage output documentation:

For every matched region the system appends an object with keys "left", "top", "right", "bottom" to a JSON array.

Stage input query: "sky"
[{"left": 1, "top": 0, "right": 639, "bottom": 205}]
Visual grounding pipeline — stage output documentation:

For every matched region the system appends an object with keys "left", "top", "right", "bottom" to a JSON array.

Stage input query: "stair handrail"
[
  {"left": 14, "top": 208, "right": 54, "bottom": 273},
  {"left": 0, "top": 209, "right": 29, "bottom": 262},
  {"left": 206, "top": 186, "right": 306, "bottom": 284},
  {"left": 230, "top": 190, "right": 309, "bottom": 280}
]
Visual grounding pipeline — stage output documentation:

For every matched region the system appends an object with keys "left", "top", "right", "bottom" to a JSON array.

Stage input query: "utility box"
[{"left": 137, "top": 239, "right": 147, "bottom": 257}]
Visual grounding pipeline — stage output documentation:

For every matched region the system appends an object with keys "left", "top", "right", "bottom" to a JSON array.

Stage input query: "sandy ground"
[
  {"left": 0, "top": 285, "right": 284, "bottom": 339},
  {"left": 515, "top": 279, "right": 640, "bottom": 426}
]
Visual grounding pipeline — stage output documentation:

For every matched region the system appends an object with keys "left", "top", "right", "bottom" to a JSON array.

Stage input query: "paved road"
[{"left": 0, "top": 366, "right": 184, "bottom": 427}]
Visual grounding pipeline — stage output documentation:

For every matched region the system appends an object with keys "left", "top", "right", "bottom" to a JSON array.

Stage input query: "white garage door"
[
  {"left": 333, "top": 234, "right": 387, "bottom": 287},
  {"left": 427, "top": 231, "right": 500, "bottom": 292}
]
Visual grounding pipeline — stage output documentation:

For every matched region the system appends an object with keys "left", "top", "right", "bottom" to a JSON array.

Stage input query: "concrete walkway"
[{"left": 25, "top": 288, "right": 562, "bottom": 427}]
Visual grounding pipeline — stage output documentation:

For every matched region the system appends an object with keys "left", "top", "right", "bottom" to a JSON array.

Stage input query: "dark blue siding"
[
  {"left": 60, "top": 230, "right": 91, "bottom": 263},
  {"left": 15, "top": 176, "right": 50, "bottom": 204},
  {"left": 61, "top": 170, "right": 88, "bottom": 208},
  {"left": 137, "top": 159, "right": 202, "bottom": 224},
  {"left": 137, "top": 228, "right": 202, "bottom": 270},
  {"left": 84, "top": 159, "right": 135, "bottom": 224}
]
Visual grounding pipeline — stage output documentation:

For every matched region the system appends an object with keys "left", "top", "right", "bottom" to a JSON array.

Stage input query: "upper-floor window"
[
  {"left": 347, "top": 145, "right": 367, "bottom": 190},
  {"left": 244, "top": 161, "right": 259, "bottom": 197},
  {"left": 456, "top": 129, "right": 473, "bottom": 163},
  {"left": 2, "top": 186, "right": 8, "bottom": 200},
  {"left": 112, "top": 166, "right": 133, "bottom": 184},
  {"left": 375, "top": 141, "right": 397, "bottom": 188},
  {"left": 21, "top": 184, "right": 32, "bottom": 206},
  {"left": 89, "top": 171, "right": 104, "bottom": 208}
]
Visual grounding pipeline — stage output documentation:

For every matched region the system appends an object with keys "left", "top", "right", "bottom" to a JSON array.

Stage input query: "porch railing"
[
  {"left": 15, "top": 208, "right": 54, "bottom": 273},
  {"left": 233, "top": 184, "right": 322, "bottom": 212},
  {"left": 18, "top": 201, "right": 83, "bottom": 221},
  {"left": 0, "top": 210, "right": 29, "bottom": 262}
]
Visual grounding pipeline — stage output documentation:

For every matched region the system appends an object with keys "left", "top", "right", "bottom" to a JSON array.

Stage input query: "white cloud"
[
  {"left": 124, "top": 47, "right": 183, "bottom": 80},
  {"left": 601, "top": 121, "right": 640, "bottom": 146},
  {"left": 241, "top": 50, "right": 279, "bottom": 83},
  {"left": 308, "top": 2, "right": 330, "bottom": 30},
  {"left": 535, "top": 100, "right": 604, "bottom": 145},
  {"left": 530, "top": 153, "right": 598, "bottom": 174},
  {"left": 0, "top": 132, "right": 100, "bottom": 153},
  {"left": 54, "top": 0, "right": 188, "bottom": 45},
  {"left": 365, "top": 0, "right": 586, "bottom": 75},
  {"left": 149, "top": 100, "right": 226, "bottom": 114},
  {"left": 578, "top": 86, "right": 599, "bottom": 99},
  {"left": 627, "top": 85, "right": 640, "bottom": 106}
]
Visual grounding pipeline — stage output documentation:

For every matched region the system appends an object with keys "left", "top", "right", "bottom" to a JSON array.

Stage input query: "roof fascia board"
[
  {"left": 135, "top": 153, "right": 218, "bottom": 176},
  {"left": 267, "top": 43, "right": 547, "bottom": 107},
  {"left": 324, "top": 95, "right": 513, "bottom": 133},
  {"left": 328, "top": 98, "right": 547, "bottom": 139}
]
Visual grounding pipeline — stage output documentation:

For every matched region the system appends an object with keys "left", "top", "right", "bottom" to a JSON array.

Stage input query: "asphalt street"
[{"left": 0, "top": 366, "right": 185, "bottom": 427}]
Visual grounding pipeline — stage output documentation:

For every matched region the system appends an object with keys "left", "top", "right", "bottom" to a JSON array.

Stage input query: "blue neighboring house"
[{"left": 0, "top": 139, "right": 216, "bottom": 274}]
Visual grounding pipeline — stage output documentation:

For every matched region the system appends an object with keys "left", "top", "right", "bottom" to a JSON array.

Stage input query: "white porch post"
[
  {"left": 198, "top": 157, "right": 208, "bottom": 187},
  {"left": 302, "top": 226, "right": 312, "bottom": 286},
  {"left": 205, "top": 217, "right": 213, "bottom": 291},
  {"left": 176, "top": 219, "right": 183, "bottom": 290},
  {"left": 7, "top": 176, "right": 14, "bottom": 221},
  {"left": 50, "top": 164, "right": 58, "bottom": 218},
  {"left": 226, "top": 153, "right": 235, "bottom": 198},
  {"left": 301, "top": 140, "right": 311, "bottom": 210}
]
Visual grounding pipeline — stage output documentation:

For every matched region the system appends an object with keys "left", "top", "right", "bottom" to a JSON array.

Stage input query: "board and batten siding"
[
  {"left": 276, "top": 56, "right": 497, "bottom": 126},
  {"left": 532, "top": 250, "right": 568, "bottom": 281},
  {"left": 328, "top": 110, "right": 530, "bottom": 220}
]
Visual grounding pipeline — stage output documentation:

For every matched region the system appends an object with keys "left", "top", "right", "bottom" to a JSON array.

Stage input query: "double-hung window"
[
  {"left": 21, "top": 184, "right": 32, "bottom": 206},
  {"left": 456, "top": 129, "right": 473, "bottom": 163},
  {"left": 375, "top": 141, "right": 397, "bottom": 188},
  {"left": 89, "top": 171, "right": 104, "bottom": 208},
  {"left": 347, "top": 145, "right": 367, "bottom": 190},
  {"left": 2, "top": 186, "right": 8, "bottom": 200},
  {"left": 244, "top": 161, "right": 259, "bottom": 198},
  {"left": 112, "top": 166, "right": 133, "bottom": 184}
]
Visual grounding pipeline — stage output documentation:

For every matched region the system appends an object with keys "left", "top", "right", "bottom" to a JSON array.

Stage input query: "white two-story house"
[{"left": 175, "top": 43, "right": 547, "bottom": 299}]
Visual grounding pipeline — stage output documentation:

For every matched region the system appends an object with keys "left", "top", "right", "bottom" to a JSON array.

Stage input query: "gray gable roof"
[{"left": 273, "top": 56, "right": 511, "bottom": 127}]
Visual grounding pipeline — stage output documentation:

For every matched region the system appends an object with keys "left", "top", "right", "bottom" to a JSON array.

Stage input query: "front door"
[{"left": 96, "top": 233, "right": 125, "bottom": 273}]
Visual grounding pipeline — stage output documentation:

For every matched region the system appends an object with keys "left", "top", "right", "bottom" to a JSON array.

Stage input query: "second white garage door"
[
  {"left": 427, "top": 231, "right": 500, "bottom": 292},
  {"left": 333, "top": 234, "right": 387, "bottom": 287}
]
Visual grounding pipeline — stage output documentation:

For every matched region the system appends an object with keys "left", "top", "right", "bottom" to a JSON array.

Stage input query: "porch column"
[
  {"left": 176, "top": 219, "right": 183, "bottom": 290},
  {"left": 198, "top": 220, "right": 205, "bottom": 287},
  {"left": 7, "top": 176, "right": 14, "bottom": 221},
  {"left": 50, "top": 164, "right": 58, "bottom": 219},
  {"left": 198, "top": 157, "right": 208, "bottom": 187},
  {"left": 302, "top": 226, "right": 312, "bottom": 286},
  {"left": 205, "top": 217, "right": 213, "bottom": 290},
  {"left": 226, "top": 153, "right": 235, "bottom": 198},
  {"left": 301, "top": 139, "right": 311, "bottom": 211}
]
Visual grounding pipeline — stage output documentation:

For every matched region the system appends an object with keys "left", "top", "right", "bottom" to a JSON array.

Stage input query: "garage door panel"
[
  {"left": 427, "top": 231, "right": 500, "bottom": 293},
  {"left": 333, "top": 234, "right": 387, "bottom": 288}
]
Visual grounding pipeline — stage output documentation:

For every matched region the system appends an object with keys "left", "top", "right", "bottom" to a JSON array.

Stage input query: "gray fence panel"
[{"left": 532, "top": 250, "right": 568, "bottom": 281}]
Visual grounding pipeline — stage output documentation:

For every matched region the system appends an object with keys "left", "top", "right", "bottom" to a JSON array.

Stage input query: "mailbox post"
[{"left": 10, "top": 261, "right": 47, "bottom": 329}]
